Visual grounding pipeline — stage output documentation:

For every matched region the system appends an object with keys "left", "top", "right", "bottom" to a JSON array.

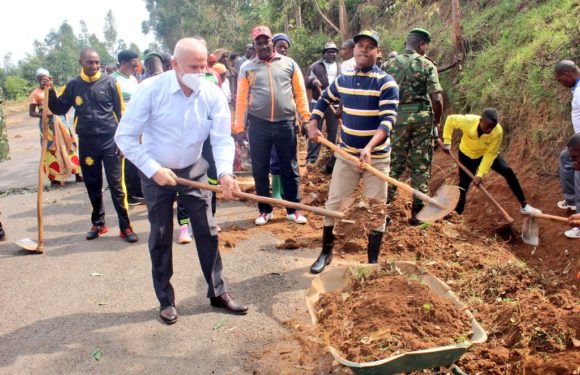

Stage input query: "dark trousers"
[
  {"left": 176, "top": 138, "right": 217, "bottom": 224},
  {"left": 456, "top": 150, "right": 526, "bottom": 214},
  {"left": 306, "top": 105, "right": 339, "bottom": 164},
  {"left": 248, "top": 114, "right": 300, "bottom": 214},
  {"left": 78, "top": 135, "right": 131, "bottom": 230},
  {"left": 124, "top": 159, "right": 143, "bottom": 198},
  {"left": 140, "top": 160, "right": 227, "bottom": 308}
]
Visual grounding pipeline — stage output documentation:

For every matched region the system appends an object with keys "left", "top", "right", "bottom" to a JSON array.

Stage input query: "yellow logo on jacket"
[
  {"left": 75, "top": 96, "right": 83, "bottom": 106},
  {"left": 84, "top": 156, "right": 94, "bottom": 166}
]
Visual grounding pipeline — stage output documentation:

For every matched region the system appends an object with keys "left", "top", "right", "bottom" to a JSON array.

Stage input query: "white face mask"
[{"left": 178, "top": 65, "right": 205, "bottom": 92}]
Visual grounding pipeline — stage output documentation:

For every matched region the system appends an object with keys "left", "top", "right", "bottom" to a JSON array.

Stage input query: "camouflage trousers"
[
  {"left": 0, "top": 105, "right": 8, "bottom": 162},
  {"left": 386, "top": 110, "right": 433, "bottom": 207}
]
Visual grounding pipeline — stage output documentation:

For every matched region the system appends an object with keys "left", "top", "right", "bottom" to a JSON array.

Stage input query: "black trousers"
[
  {"left": 141, "top": 159, "right": 226, "bottom": 308},
  {"left": 306, "top": 104, "right": 339, "bottom": 164},
  {"left": 124, "top": 159, "right": 143, "bottom": 198},
  {"left": 176, "top": 138, "right": 217, "bottom": 224},
  {"left": 78, "top": 135, "right": 131, "bottom": 230},
  {"left": 456, "top": 150, "right": 526, "bottom": 214}
]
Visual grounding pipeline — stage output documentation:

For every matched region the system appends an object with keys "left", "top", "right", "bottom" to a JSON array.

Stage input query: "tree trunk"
[
  {"left": 296, "top": 1, "right": 303, "bottom": 28},
  {"left": 451, "top": 0, "right": 466, "bottom": 58},
  {"left": 312, "top": 0, "right": 341, "bottom": 35},
  {"left": 338, "top": 0, "right": 348, "bottom": 40},
  {"left": 284, "top": 14, "right": 289, "bottom": 34}
]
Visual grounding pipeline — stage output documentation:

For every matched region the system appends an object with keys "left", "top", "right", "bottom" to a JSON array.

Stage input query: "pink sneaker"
[{"left": 178, "top": 224, "right": 192, "bottom": 244}]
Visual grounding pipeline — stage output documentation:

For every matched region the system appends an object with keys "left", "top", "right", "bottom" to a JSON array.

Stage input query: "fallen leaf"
[
  {"left": 91, "top": 348, "right": 102, "bottom": 361},
  {"left": 212, "top": 318, "right": 226, "bottom": 331}
]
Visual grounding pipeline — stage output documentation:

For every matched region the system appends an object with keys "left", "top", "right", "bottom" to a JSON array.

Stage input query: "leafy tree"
[
  {"left": 3, "top": 75, "right": 31, "bottom": 100},
  {"left": 103, "top": 10, "right": 118, "bottom": 56}
]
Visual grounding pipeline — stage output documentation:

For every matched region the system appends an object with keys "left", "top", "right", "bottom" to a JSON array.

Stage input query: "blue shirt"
[
  {"left": 311, "top": 65, "right": 399, "bottom": 158},
  {"left": 115, "top": 70, "right": 234, "bottom": 178}
]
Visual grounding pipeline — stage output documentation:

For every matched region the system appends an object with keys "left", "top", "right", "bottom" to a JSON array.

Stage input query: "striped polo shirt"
[{"left": 311, "top": 65, "right": 399, "bottom": 158}]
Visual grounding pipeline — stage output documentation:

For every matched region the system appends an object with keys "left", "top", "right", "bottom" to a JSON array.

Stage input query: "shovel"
[
  {"left": 437, "top": 139, "right": 514, "bottom": 224},
  {"left": 174, "top": 177, "right": 344, "bottom": 219},
  {"left": 315, "top": 137, "right": 460, "bottom": 222},
  {"left": 521, "top": 212, "right": 569, "bottom": 246},
  {"left": 15, "top": 86, "right": 49, "bottom": 253}
]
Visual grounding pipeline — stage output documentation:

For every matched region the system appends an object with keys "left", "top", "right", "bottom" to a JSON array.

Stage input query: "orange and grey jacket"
[
  {"left": 48, "top": 70, "right": 125, "bottom": 138},
  {"left": 234, "top": 53, "right": 310, "bottom": 134}
]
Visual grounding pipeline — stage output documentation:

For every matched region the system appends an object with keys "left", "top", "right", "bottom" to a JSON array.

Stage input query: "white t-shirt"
[
  {"left": 572, "top": 80, "right": 580, "bottom": 133},
  {"left": 340, "top": 57, "right": 356, "bottom": 75},
  {"left": 323, "top": 61, "right": 338, "bottom": 84},
  {"left": 111, "top": 71, "right": 139, "bottom": 103}
]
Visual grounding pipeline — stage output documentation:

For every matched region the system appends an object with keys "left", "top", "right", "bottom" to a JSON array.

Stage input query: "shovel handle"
[
  {"left": 530, "top": 212, "right": 569, "bottom": 223},
  {"left": 174, "top": 177, "right": 345, "bottom": 219},
  {"left": 316, "top": 137, "right": 446, "bottom": 210},
  {"left": 438, "top": 140, "right": 514, "bottom": 224}
]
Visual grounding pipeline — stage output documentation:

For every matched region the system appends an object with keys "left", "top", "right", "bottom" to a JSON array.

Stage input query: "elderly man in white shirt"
[
  {"left": 555, "top": 60, "right": 580, "bottom": 239},
  {"left": 115, "top": 38, "right": 248, "bottom": 324}
]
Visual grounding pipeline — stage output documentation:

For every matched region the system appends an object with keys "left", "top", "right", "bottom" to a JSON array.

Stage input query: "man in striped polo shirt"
[{"left": 306, "top": 30, "right": 399, "bottom": 274}]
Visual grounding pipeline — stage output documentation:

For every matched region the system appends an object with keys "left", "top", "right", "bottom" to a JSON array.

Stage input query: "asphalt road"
[{"left": 0, "top": 111, "right": 328, "bottom": 374}]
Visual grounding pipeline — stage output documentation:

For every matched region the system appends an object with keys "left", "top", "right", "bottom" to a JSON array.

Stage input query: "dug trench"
[{"left": 232, "top": 144, "right": 579, "bottom": 374}]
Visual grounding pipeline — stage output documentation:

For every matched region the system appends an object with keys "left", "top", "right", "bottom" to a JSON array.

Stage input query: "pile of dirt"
[
  {"left": 334, "top": 194, "right": 388, "bottom": 253},
  {"left": 301, "top": 164, "right": 330, "bottom": 206},
  {"left": 316, "top": 266, "right": 472, "bottom": 363}
]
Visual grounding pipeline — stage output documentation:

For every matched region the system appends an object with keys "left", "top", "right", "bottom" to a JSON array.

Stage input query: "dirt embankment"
[{"left": 248, "top": 142, "right": 579, "bottom": 374}]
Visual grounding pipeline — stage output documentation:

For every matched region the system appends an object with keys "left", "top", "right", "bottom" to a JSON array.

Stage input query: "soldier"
[
  {"left": 383, "top": 28, "right": 443, "bottom": 225},
  {"left": 0, "top": 87, "right": 9, "bottom": 161}
]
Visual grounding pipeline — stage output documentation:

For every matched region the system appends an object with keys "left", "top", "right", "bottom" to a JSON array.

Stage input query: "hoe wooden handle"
[
  {"left": 174, "top": 177, "right": 345, "bottom": 219},
  {"left": 316, "top": 136, "right": 446, "bottom": 209}
]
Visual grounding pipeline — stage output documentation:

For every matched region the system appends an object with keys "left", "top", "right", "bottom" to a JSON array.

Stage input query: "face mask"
[{"left": 178, "top": 65, "right": 205, "bottom": 92}]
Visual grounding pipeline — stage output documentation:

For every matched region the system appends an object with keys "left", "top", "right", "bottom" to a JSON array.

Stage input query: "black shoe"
[
  {"left": 210, "top": 292, "right": 248, "bottom": 315},
  {"left": 75, "top": 174, "right": 84, "bottom": 183},
  {"left": 367, "top": 230, "right": 384, "bottom": 264},
  {"left": 127, "top": 196, "right": 145, "bottom": 206},
  {"left": 120, "top": 228, "right": 138, "bottom": 243},
  {"left": 159, "top": 305, "right": 178, "bottom": 324},
  {"left": 310, "top": 226, "right": 334, "bottom": 274},
  {"left": 409, "top": 203, "right": 424, "bottom": 226},
  {"left": 86, "top": 225, "right": 108, "bottom": 240}
]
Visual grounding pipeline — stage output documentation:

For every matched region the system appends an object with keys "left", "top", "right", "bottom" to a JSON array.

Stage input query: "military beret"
[
  {"left": 408, "top": 28, "right": 431, "bottom": 43},
  {"left": 144, "top": 51, "right": 163, "bottom": 62},
  {"left": 353, "top": 29, "right": 380, "bottom": 47}
]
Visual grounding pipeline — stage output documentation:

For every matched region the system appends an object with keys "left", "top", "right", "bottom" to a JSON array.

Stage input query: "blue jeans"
[{"left": 248, "top": 114, "right": 300, "bottom": 214}]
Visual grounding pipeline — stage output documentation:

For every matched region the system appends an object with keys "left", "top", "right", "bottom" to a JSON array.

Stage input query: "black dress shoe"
[
  {"left": 86, "top": 225, "right": 108, "bottom": 240},
  {"left": 210, "top": 293, "right": 248, "bottom": 315},
  {"left": 127, "top": 196, "right": 145, "bottom": 206},
  {"left": 159, "top": 305, "right": 178, "bottom": 324}
]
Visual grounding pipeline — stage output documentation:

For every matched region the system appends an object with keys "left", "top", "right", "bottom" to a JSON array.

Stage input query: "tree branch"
[{"left": 311, "top": 0, "right": 341, "bottom": 35}]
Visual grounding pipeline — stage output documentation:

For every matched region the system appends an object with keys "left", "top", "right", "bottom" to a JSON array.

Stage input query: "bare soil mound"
[{"left": 316, "top": 266, "right": 472, "bottom": 362}]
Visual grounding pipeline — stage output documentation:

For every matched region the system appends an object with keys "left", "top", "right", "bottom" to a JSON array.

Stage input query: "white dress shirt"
[
  {"left": 340, "top": 57, "right": 356, "bottom": 75},
  {"left": 115, "top": 70, "right": 234, "bottom": 179},
  {"left": 572, "top": 80, "right": 580, "bottom": 133}
]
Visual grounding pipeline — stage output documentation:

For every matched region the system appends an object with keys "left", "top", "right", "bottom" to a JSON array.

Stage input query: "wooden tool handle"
[
  {"left": 36, "top": 86, "right": 50, "bottom": 251},
  {"left": 174, "top": 177, "right": 345, "bottom": 219},
  {"left": 531, "top": 212, "right": 569, "bottom": 223},
  {"left": 439, "top": 140, "right": 514, "bottom": 224},
  {"left": 316, "top": 137, "right": 446, "bottom": 209}
]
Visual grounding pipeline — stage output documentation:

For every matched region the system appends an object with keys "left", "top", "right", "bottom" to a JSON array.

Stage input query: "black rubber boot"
[
  {"left": 409, "top": 202, "right": 424, "bottom": 226},
  {"left": 310, "top": 226, "right": 335, "bottom": 274},
  {"left": 367, "top": 230, "right": 384, "bottom": 264}
]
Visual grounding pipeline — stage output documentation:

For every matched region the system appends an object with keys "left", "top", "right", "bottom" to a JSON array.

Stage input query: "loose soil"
[{"left": 316, "top": 266, "right": 472, "bottom": 362}]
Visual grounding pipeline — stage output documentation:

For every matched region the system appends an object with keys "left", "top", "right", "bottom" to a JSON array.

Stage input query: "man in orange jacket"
[{"left": 234, "top": 25, "right": 310, "bottom": 226}]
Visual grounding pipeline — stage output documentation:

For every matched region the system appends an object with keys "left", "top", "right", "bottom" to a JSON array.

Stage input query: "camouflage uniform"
[
  {"left": 0, "top": 87, "right": 9, "bottom": 161},
  {"left": 383, "top": 50, "right": 442, "bottom": 207}
]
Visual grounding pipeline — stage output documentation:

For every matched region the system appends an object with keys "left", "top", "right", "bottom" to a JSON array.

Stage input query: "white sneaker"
[
  {"left": 178, "top": 224, "right": 192, "bottom": 244},
  {"left": 286, "top": 212, "right": 308, "bottom": 224},
  {"left": 564, "top": 227, "right": 580, "bottom": 239},
  {"left": 557, "top": 200, "right": 576, "bottom": 211},
  {"left": 255, "top": 212, "right": 273, "bottom": 225},
  {"left": 520, "top": 204, "right": 541, "bottom": 215}
]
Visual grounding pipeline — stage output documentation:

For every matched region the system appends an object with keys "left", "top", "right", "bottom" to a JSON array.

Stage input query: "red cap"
[{"left": 251, "top": 26, "right": 272, "bottom": 40}]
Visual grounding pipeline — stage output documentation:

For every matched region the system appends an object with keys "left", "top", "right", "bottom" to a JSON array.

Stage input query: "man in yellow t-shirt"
[{"left": 442, "top": 108, "right": 539, "bottom": 215}]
